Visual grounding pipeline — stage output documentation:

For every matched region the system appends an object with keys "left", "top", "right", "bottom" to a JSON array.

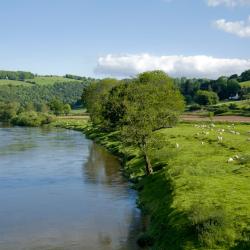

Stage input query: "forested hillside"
[{"left": 0, "top": 72, "right": 95, "bottom": 106}]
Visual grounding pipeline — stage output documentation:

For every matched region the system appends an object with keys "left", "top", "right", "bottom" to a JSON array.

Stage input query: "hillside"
[
  {"left": 0, "top": 75, "right": 93, "bottom": 106},
  {"left": 0, "top": 75, "right": 82, "bottom": 86},
  {"left": 241, "top": 81, "right": 250, "bottom": 88}
]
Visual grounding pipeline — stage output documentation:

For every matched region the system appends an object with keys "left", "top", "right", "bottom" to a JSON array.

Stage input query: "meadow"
[
  {"left": 241, "top": 81, "right": 250, "bottom": 88},
  {"left": 0, "top": 76, "right": 82, "bottom": 86},
  {"left": 52, "top": 117, "right": 250, "bottom": 250}
]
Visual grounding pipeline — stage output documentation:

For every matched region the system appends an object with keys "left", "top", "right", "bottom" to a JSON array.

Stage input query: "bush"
[
  {"left": 195, "top": 90, "right": 219, "bottom": 106},
  {"left": 11, "top": 111, "right": 54, "bottom": 127},
  {"left": 228, "top": 103, "right": 238, "bottom": 110},
  {"left": 214, "top": 105, "right": 229, "bottom": 115},
  {"left": 189, "top": 104, "right": 201, "bottom": 111}
]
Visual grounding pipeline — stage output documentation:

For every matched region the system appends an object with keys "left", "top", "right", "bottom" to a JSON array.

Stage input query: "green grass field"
[
  {"left": 0, "top": 76, "right": 82, "bottom": 86},
  {"left": 29, "top": 76, "right": 82, "bottom": 85},
  {"left": 0, "top": 79, "right": 33, "bottom": 86},
  {"left": 144, "top": 122, "right": 250, "bottom": 249},
  {"left": 241, "top": 81, "right": 250, "bottom": 88},
  {"left": 52, "top": 118, "right": 250, "bottom": 249}
]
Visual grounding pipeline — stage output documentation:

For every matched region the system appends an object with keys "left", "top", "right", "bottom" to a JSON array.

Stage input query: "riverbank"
[{"left": 52, "top": 118, "right": 250, "bottom": 250}]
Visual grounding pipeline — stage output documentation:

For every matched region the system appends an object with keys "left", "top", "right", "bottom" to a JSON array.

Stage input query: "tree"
[
  {"left": 49, "top": 98, "right": 64, "bottom": 115},
  {"left": 120, "top": 71, "right": 185, "bottom": 175},
  {"left": 240, "top": 69, "right": 250, "bottom": 82},
  {"left": 82, "top": 78, "right": 119, "bottom": 125},
  {"left": 195, "top": 90, "right": 219, "bottom": 105},
  {"left": 63, "top": 104, "right": 71, "bottom": 115},
  {"left": 102, "top": 82, "right": 129, "bottom": 128},
  {"left": 227, "top": 79, "right": 241, "bottom": 97},
  {"left": 211, "top": 77, "right": 228, "bottom": 100},
  {"left": 0, "top": 102, "right": 20, "bottom": 121}
]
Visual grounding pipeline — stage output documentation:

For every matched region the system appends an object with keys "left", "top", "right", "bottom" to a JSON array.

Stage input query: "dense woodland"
[
  {"left": 0, "top": 70, "right": 35, "bottom": 80},
  {"left": 175, "top": 69, "right": 250, "bottom": 104}
]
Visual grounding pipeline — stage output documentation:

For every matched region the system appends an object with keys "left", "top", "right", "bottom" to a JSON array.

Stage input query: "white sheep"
[
  {"left": 233, "top": 155, "right": 239, "bottom": 160},
  {"left": 217, "top": 136, "right": 223, "bottom": 142},
  {"left": 227, "top": 158, "right": 234, "bottom": 163},
  {"left": 176, "top": 143, "right": 179, "bottom": 149}
]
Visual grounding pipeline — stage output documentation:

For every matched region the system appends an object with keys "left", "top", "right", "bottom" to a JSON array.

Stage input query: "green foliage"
[
  {"left": 175, "top": 72, "right": 243, "bottom": 102},
  {"left": 0, "top": 70, "right": 34, "bottom": 81},
  {"left": 108, "top": 71, "right": 185, "bottom": 174},
  {"left": 240, "top": 69, "right": 250, "bottom": 82},
  {"left": 82, "top": 78, "right": 119, "bottom": 125},
  {"left": 213, "top": 104, "right": 229, "bottom": 115},
  {"left": 63, "top": 104, "right": 71, "bottom": 115},
  {"left": 195, "top": 90, "right": 219, "bottom": 105},
  {"left": 229, "top": 103, "right": 238, "bottom": 110},
  {"left": 11, "top": 111, "right": 54, "bottom": 127},
  {"left": 227, "top": 79, "right": 241, "bottom": 97},
  {"left": 49, "top": 98, "right": 65, "bottom": 115},
  {"left": 189, "top": 104, "right": 201, "bottom": 111},
  {"left": 0, "top": 102, "right": 19, "bottom": 121},
  {"left": 64, "top": 74, "right": 95, "bottom": 81},
  {"left": 0, "top": 81, "right": 88, "bottom": 106}
]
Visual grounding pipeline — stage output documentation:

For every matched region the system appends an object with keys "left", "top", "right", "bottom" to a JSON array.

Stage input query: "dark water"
[{"left": 0, "top": 126, "right": 142, "bottom": 250}]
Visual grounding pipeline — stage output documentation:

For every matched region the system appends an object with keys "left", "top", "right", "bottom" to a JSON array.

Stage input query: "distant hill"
[{"left": 0, "top": 73, "right": 95, "bottom": 106}]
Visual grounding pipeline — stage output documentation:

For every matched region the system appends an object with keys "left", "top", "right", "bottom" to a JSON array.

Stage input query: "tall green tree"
[
  {"left": 82, "top": 78, "right": 119, "bottom": 125},
  {"left": 195, "top": 90, "right": 219, "bottom": 105},
  {"left": 121, "top": 71, "right": 185, "bottom": 175}
]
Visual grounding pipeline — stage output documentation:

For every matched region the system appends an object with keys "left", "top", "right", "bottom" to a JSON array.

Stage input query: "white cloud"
[
  {"left": 95, "top": 54, "right": 250, "bottom": 79},
  {"left": 207, "top": 0, "right": 250, "bottom": 7},
  {"left": 214, "top": 17, "right": 250, "bottom": 37}
]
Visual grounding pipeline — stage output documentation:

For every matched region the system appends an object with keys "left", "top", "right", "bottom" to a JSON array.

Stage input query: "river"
[{"left": 0, "top": 126, "right": 142, "bottom": 250}]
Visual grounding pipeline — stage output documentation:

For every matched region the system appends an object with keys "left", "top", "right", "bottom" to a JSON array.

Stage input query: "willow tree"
[{"left": 122, "top": 71, "right": 185, "bottom": 175}]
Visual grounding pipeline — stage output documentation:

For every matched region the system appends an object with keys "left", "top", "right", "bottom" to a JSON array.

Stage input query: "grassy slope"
[
  {"left": 53, "top": 118, "right": 250, "bottom": 250},
  {"left": 241, "top": 81, "right": 250, "bottom": 88},
  {"left": 0, "top": 79, "right": 33, "bottom": 86},
  {"left": 30, "top": 76, "right": 82, "bottom": 85},
  {"left": 0, "top": 76, "right": 82, "bottom": 86}
]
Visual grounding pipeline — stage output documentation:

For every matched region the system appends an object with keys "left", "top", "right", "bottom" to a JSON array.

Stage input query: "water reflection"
[
  {"left": 0, "top": 126, "right": 142, "bottom": 250},
  {"left": 83, "top": 142, "right": 125, "bottom": 185}
]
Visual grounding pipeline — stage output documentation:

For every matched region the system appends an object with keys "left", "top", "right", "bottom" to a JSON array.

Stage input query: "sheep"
[
  {"left": 233, "top": 155, "right": 239, "bottom": 160},
  {"left": 175, "top": 143, "right": 179, "bottom": 149},
  {"left": 217, "top": 136, "right": 223, "bottom": 142},
  {"left": 201, "top": 141, "right": 205, "bottom": 145},
  {"left": 227, "top": 158, "right": 234, "bottom": 163}
]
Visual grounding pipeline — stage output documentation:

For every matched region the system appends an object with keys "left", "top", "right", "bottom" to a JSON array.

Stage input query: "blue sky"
[{"left": 0, "top": 0, "right": 250, "bottom": 78}]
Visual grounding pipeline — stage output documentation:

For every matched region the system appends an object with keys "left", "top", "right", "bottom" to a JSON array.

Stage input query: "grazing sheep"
[
  {"left": 176, "top": 143, "right": 179, "bottom": 149},
  {"left": 233, "top": 155, "right": 239, "bottom": 160},
  {"left": 217, "top": 136, "right": 223, "bottom": 142},
  {"left": 201, "top": 141, "right": 205, "bottom": 145},
  {"left": 227, "top": 158, "right": 234, "bottom": 163}
]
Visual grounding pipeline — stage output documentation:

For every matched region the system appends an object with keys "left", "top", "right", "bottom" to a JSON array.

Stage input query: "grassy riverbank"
[{"left": 53, "top": 118, "right": 250, "bottom": 250}]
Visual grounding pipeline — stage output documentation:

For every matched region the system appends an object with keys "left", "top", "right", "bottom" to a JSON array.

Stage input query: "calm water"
[{"left": 0, "top": 126, "right": 142, "bottom": 250}]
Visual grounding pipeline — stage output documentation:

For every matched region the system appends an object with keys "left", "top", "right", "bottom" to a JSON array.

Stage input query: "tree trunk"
[{"left": 144, "top": 153, "right": 153, "bottom": 175}]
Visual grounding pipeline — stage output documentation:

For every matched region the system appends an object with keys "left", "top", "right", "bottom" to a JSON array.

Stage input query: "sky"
[{"left": 0, "top": 0, "right": 250, "bottom": 79}]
